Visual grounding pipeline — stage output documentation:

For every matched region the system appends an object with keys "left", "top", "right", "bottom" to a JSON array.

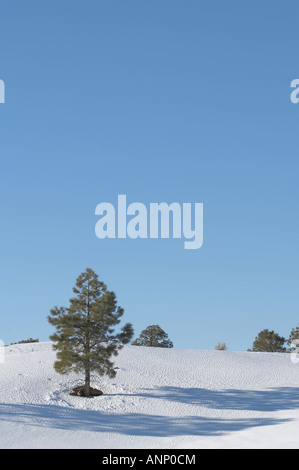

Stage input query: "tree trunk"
[
  {"left": 84, "top": 280, "right": 92, "bottom": 397},
  {"left": 85, "top": 368, "right": 91, "bottom": 396}
]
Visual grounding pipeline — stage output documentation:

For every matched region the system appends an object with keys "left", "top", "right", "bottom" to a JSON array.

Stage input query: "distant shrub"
[
  {"left": 215, "top": 342, "right": 227, "bottom": 351},
  {"left": 11, "top": 338, "right": 39, "bottom": 345}
]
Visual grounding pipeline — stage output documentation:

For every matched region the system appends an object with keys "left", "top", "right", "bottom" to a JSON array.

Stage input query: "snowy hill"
[{"left": 1, "top": 342, "right": 299, "bottom": 449}]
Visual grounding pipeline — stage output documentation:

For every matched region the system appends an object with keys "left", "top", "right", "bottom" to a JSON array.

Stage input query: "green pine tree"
[
  {"left": 48, "top": 268, "right": 134, "bottom": 396},
  {"left": 249, "top": 329, "right": 286, "bottom": 353},
  {"left": 132, "top": 324, "right": 173, "bottom": 348},
  {"left": 287, "top": 325, "right": 299, "bottom": 351}
]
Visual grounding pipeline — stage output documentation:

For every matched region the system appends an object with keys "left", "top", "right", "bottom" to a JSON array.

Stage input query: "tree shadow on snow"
[
  {"left": 0, "top": 402, "right": 292, "bottom": 437},
  {"left": 136, "top": 386, "right": 299, "bottom": 413}
]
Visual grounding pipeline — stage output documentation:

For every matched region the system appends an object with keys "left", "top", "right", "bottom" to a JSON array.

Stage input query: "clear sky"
[{"left": 0, "top": 0, "right": 298, "bottom": 350}]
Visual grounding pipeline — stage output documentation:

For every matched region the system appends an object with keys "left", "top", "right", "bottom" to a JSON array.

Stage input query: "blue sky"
[{"left": 0, "top": 0, "right": 298, "bottom": 350}]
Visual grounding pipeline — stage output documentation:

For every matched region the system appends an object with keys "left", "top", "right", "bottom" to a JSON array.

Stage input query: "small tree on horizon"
[
  {"left": 48, "top": 268, "right": 134, "bottom": 397},
  {"left": 249, "top": 329, "right": 286, "bottom": 353},
  {"left": 132, "top": 324, "right": 173, "bottom": 348}
]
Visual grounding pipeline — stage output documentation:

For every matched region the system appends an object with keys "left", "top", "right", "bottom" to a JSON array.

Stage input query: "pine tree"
[
  {"left": 48, "top": 268, "right": 134, "bottom": 396},
  {"left": 132, "top": 324, "right": 173, "bottom": 348},
  {"left": 249, "top": 329, "right": 286, "bottom": 353},
  {"left": 287, "top": 326, "right": 299, "bottom": 351}
]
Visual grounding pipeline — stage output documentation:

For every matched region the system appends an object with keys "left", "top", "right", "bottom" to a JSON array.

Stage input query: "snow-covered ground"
[{"left": 0, "top": 341, "right": 299, "bottom": 449}]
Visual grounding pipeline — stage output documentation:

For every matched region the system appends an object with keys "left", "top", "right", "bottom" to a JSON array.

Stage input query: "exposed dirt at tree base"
[{"left": 70, "top": 385, "right": 103, "bottom": 397}]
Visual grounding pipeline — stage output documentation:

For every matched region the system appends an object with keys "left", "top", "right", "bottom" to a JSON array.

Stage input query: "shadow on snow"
[
  {"left": 0, "top": 386, "right": 298, "bottom": 437},
  {"left": 135, "top": 386, "right": 299, "bottom": 413}
]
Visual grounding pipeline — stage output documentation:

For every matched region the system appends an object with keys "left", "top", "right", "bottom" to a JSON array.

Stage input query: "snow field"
[{"left": 0, "top": 342, "right": 299, "bottom": 448}]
